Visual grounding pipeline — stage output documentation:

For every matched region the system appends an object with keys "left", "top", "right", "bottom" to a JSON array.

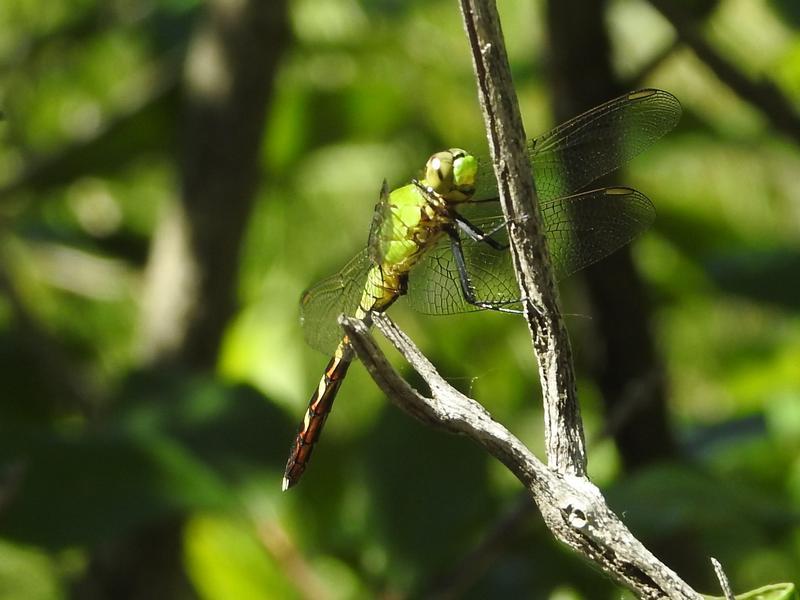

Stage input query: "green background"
[{"left": 0, "top": 0, "right": 799, "bottom": 597}]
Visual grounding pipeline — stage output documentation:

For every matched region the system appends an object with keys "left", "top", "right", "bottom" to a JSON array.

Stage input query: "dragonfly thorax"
[{"left": 423, "top": 148, "right": 478, "bottom": 203}]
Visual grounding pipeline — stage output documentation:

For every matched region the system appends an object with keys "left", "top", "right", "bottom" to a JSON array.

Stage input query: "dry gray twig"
[
  {"left": 459, "top": 0, "right": 586, "bottom": 477},
  {"left": 455, "top": 2, "right": 699, "bottom": 595},
  {"left": 711, "top": 558, "right": 735, "bottom": 600},
  {"left": 339, "top": 0, "right": 705, "bottom": 596},
  {"left": 342, "top": 314, "right": 698, "bottom": 598}
]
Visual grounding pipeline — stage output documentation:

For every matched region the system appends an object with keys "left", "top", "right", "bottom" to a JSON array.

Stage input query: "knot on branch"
[
  {"left": 555, "top": 476, "right": 610, "bottom": 543},
  {"left": 560, "top": 498, "right": 589, "bottom": 530}
]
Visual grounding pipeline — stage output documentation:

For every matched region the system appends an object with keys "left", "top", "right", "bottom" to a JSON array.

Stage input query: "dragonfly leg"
[
  {"left": 413, "top": 177, "right": 509, "bottom": 250},
  {"left": 454, "top": 213, "right": 508, "bottom": 250},
  {"left": 447, "top": 229, "right": 524, "bottom": 314}
]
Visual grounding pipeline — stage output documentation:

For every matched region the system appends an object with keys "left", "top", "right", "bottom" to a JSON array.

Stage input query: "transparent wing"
[
  {"left": 367, "top": 180, "right": 392, "bottom": 265},
  {"left": 471, "top": 89, "right": 681, "bottom": 202},
  {"left": 407, "top": 215, "right": 516, "bottom": 315},
  {"left": 407, "top": 187, "right": 654, "bottom": 315},
  {"left": 299, "top": 250, "right": 372, "bottom": 354},
  {"left": 544, "top": 187, "right": 655, "bottom": 276}
]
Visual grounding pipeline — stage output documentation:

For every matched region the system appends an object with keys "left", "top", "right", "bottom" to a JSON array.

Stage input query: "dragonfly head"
[{"left": 424, "top": 148, "right": 478, "bottom": 203}]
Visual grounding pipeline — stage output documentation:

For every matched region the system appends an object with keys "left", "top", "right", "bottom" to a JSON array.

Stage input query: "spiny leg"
[
  {"left": 453, "top": 213, "right": 509, "bottom": 250},
  {"left": 447, "top": 228, "right": 525, "bottom": 314}
]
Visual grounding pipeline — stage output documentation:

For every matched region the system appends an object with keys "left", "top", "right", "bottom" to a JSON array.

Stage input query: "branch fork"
[
  {"left": 341, "top": 313, "right": 697, "bottom": 598},
  {"left": 336, "top": 0, "right": 703, "bottom": 596}
]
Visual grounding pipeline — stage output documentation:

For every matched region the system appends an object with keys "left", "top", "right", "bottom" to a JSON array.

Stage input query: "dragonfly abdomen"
[
  {"left": 283, "top": 338, "right": 355, "bottom": 490},
  {"left": 360, "top": 265, "right": 407, "bottom": 313}
]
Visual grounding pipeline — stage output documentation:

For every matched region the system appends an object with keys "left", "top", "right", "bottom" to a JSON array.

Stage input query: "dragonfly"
[{"left": 283, "top": 88, "right": 681, "bottom": 490}]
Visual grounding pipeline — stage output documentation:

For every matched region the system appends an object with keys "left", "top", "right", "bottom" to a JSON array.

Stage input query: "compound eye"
[
  {"left": 425, "top": 151, "right": 454, "bottom": 194},
  {"left": 448, "top": 148, "right": 476, "bottom": 188},
  {"left": 448, "top": 148, "right": 467, "bottom": 160}
]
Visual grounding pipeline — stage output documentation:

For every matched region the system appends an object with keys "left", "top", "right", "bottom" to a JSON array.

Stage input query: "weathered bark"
[
  {"left": 345, "top": 313, "right": 699, "bottom": 598},
  {"left": 454, "top": 1, "right": 698, "bottom": 596},
  {"left": 546, "top": 0, "right": 711, "bottom": 586},
  {"left": 460, "top": 0, "right": 587, "bottom": 478}
]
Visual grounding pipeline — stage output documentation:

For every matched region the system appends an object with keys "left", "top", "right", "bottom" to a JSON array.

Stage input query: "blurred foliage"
[{"left": 0, "top": 0, "right": 799, "bottom": 598}]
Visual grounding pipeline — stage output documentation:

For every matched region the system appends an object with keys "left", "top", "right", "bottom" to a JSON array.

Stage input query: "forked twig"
[
  {"left": 339, "top": 0, "right": 705, "bottom": 595},
  {"left": 456, "top": 1, "right": 699, "bottom": 595},
  {"left": 342, "top": 314, "right": 698, "bottom": 599}
]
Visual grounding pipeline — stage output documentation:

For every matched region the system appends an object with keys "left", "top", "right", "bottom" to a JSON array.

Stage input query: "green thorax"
[
  {"left": 372, "top": 149, "right": 479, "bottom": 271},
  {"left": 377, "top": 183, "right": 444, "bottom": 269}
]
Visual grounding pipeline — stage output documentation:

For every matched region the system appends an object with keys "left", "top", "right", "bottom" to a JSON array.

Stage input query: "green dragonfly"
[{"left": 283, "top": 88, "right": 681, "bottom": 490}]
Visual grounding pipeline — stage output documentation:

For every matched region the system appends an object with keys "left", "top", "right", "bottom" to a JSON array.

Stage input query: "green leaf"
[
  {"left": 0, "top": 539, "right": 62, "bottom": 600},
  {"left": 184, "top": 514, "right": 298, "bottom": 600}
]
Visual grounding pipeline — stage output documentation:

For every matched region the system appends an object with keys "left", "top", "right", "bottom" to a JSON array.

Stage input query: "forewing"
[
  {"left": 471, "top": 89, "right": 681, "bottom": 202},
  {"left": 299, "top": 250, "right": 372, "bottom": 354},
  {"left": 367, "top": 180, "right": 392, "bottom": 265},
  {"left": 407, "top": 187, "right": 654, "bottom": 314}
]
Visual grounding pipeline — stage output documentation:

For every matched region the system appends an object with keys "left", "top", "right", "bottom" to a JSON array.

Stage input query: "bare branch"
[
  {"left": 342, "top": 314, "right": 542, "bottom": 481},
  {"left": 338, "top": 0, "right": 709, "bottom": 595},
  {"left": 711, "top": 558, "right": 735, "bottom": 600},
  {"left": 342, "top": 314, "right": 699, "bottom": 598},
  {"left": 458, "top": 0, "right": 586, "bottom": 477}
]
